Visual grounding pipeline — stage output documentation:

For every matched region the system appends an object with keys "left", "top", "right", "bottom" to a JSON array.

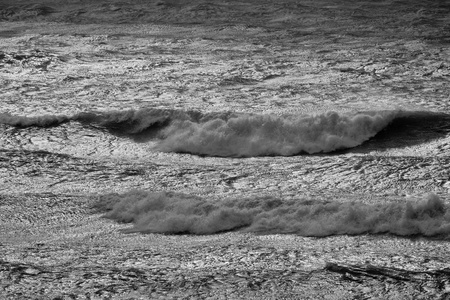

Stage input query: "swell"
[
  {"left": 0, "top": 108, "right": 236, "bottom": 134},
  {"left": 93, "top": 190, "right": 450, "bottom": 238},
  {"left": 1, "top": 108, "right": 448, "bottom": 156}
]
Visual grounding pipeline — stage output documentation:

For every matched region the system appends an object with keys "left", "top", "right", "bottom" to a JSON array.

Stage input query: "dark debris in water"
[{"left": 326, "top": 262, "right": 450, "bottom": 297}]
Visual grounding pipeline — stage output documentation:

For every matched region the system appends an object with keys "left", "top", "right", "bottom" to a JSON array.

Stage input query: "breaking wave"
[
  {"left": 1, "top": 108, "right": 448, "bottom": 156},
  {"left": 93, "top": 190, "right": 450, "bottom": 238},
  {"left": 155, "top": 110, "right": 397, "bottom": 156}
]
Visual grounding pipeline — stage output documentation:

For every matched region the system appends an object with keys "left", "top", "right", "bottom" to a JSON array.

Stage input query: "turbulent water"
[
  {"left": 2, "top": 1, "right": 450, "bottom": 298},
  {"left": 3, "top": 108, "right": 450, "bottom": 237}
]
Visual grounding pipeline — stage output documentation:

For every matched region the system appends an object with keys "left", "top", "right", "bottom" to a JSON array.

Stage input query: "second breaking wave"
[{"left": 93, "top": 190, "right": 450, "bottom": 238}]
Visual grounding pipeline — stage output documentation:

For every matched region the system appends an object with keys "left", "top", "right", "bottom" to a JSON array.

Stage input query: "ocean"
[
  {"left": 1, "top": 0, "right": 450, "bottom": 298},
  {"left": 2, "top": 106, "right": 450, "bottom": 237}
]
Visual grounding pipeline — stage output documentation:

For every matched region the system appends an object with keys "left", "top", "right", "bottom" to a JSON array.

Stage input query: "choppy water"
[
  {"left": 2, "top": 108, "right": 450, "bottom": 238},
  {"left": 1, "top": 1, "right": 450, "bottom": 241},
  {"left": 2, "top": 2, "right": 450, "bottom": 298}
]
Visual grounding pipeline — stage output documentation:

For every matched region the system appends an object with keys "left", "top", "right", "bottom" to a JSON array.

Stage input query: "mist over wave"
[{"left": 93, "top": 190, "right": 450, "bottom": 238}]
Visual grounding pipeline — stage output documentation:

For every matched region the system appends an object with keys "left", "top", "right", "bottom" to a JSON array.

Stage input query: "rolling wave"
[
  {"left": 93, "top": 190, "right": 450, "bottom": 238},
  {"left": 1, "top": 108, "right": 448, "bottom": 156}
]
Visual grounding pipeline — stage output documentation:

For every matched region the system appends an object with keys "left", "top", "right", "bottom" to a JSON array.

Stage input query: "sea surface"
[
  {"left": 1, "top": 1, "right": 450, "bottom": 298},
  {"left": 2, "top": 105, "right": 450, "bottom": 238}
]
